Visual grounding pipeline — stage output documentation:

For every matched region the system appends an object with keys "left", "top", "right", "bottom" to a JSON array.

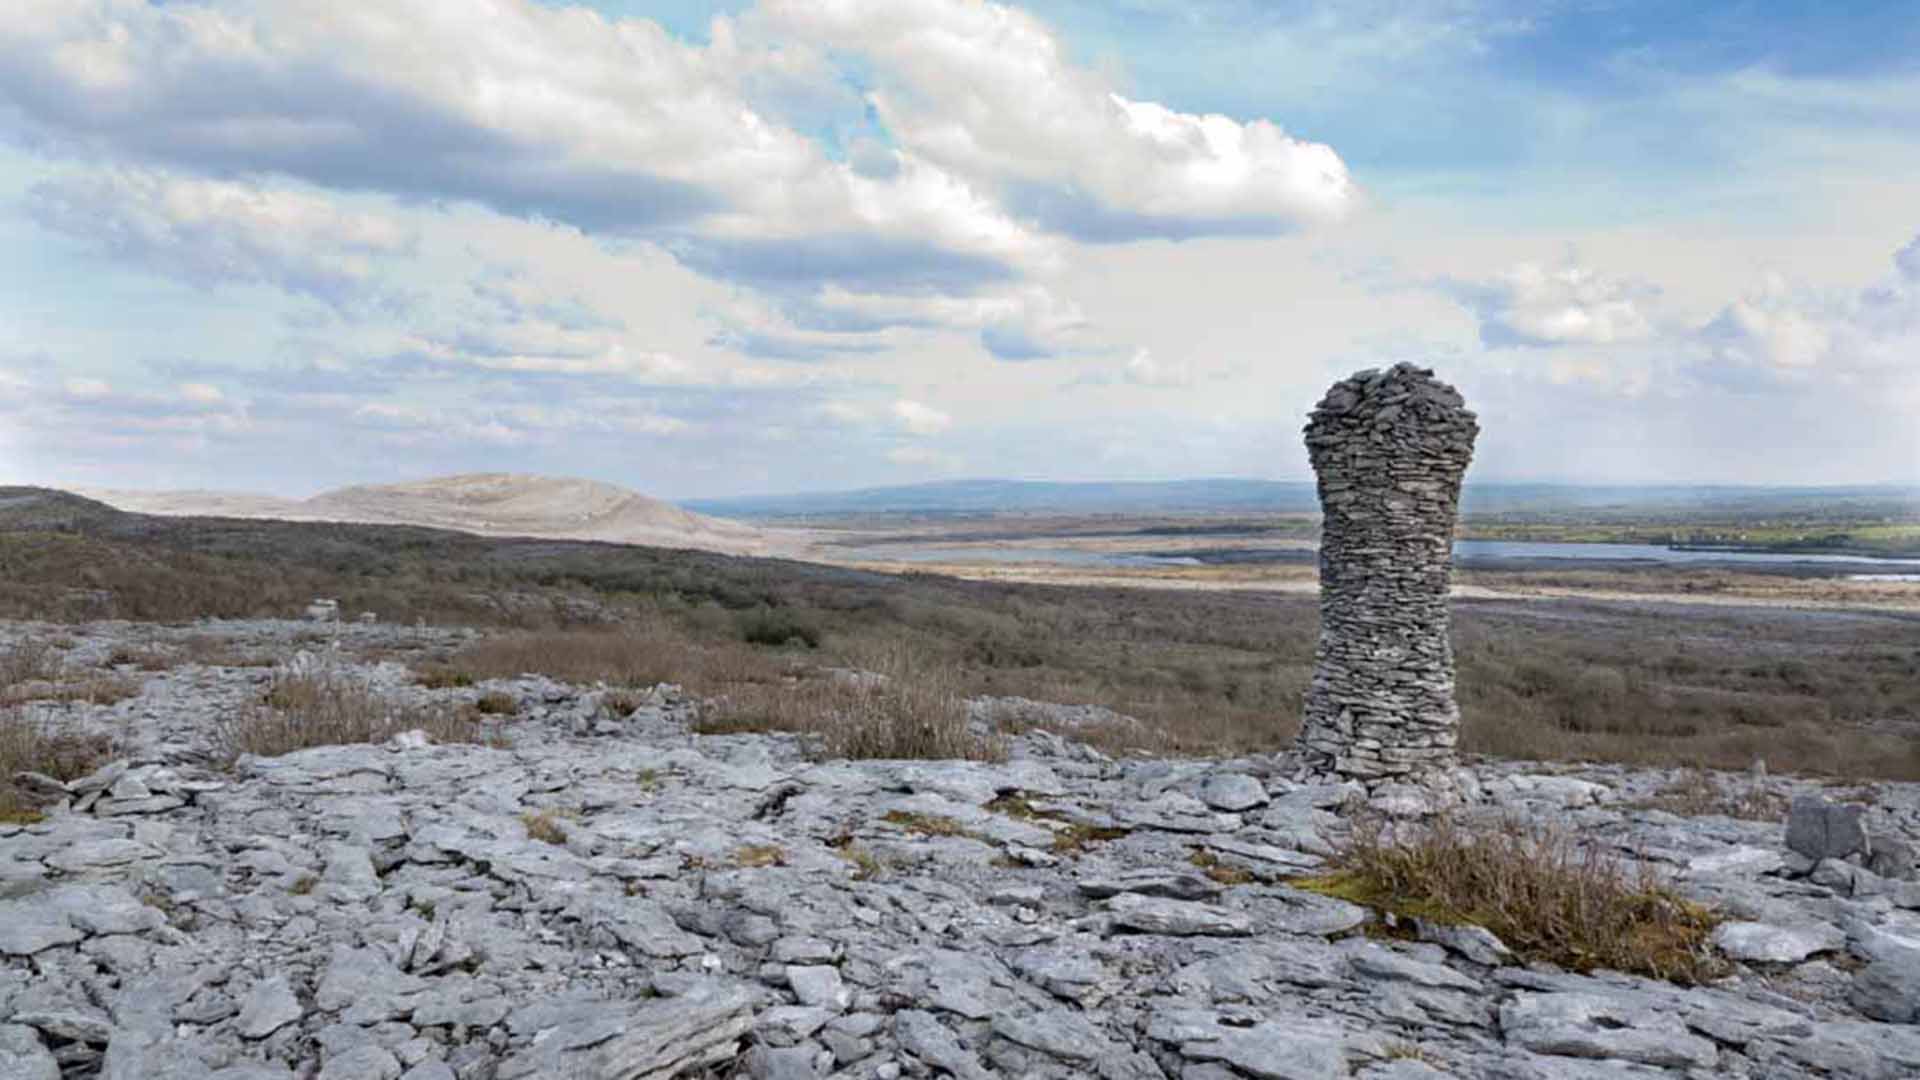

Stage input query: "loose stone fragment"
[{"left": 1785, "top": 795, "right": 1870, "bottom": 861}]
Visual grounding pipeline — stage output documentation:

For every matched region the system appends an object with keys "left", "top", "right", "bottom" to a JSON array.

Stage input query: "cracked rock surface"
[{"left": 3, "top": 618, "right": 1920, "bottom": 1078}]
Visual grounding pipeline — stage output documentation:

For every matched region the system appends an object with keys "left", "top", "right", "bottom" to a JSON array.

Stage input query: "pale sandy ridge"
[{"left": 82, "top": 473, "right": 805, "bottom": 558}]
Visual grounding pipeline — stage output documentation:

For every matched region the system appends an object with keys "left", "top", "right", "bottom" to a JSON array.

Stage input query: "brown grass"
[
  {"left": 1189, "top": 847, "right": 1255, "bottom": 885},
  {"left": 414, "top": 665, "right": 475, "bottom": 689},
  {"left": 521, "top": 810, "right": 569, "bottom": 846},
  {"left": 213, "top": 672, "right": 495, "bottom": 765},
  {"left": 733, "top": 844, "right": 787, "bottom": 868},
  {"left": 6, "top": 494, "right": 1920, "bottom": 780},
  {"left": 472, "top": 691, "right": 518, "bottom": 716},
  {"left": 1298, "top": 817, "right": 1725, "bottom": 985},
  {"left": 696, "top": 646, "right": 1000, "bottom": 762},
  {"left": 0, "top": 708, "right": 116, "bottom": 822},
  {"left": 1629, "top": 770, "right": 1788, "bottom": 821},
  {"left": 0, "top": 638, "right": 60, "bottom": 686}
]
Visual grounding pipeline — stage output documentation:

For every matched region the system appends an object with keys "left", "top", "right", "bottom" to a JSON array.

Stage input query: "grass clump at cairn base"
[
  {"left": 1296, "top": 816, "right": 1725, "bottom": 986},
  {"left": 0, "top": 708, "right": 117, "bottom": 823},
  {"left": 213, "top": 672, "right": 498, "bottom": 766}
]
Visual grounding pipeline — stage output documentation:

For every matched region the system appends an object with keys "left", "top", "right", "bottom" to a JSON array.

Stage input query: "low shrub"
[
  {"left": 214, "top": 672, "right": 493, "bottom": 766},
  {"left": 737, "top": 607, "right": 822, "bottom": 648},
  {"left": 1298, "top": 816, "right": 1724, "bottom": 985},
  {"left": 0, "top": 708, "right": 116, "bottom": 822}
]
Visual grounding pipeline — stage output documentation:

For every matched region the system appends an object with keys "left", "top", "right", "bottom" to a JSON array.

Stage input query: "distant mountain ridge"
[
  {"left": 80, "top": 473, "right": 777, "bottom": 556},
  {"left": 685, "top": 477, "right": 1920, "bottom": 519}
]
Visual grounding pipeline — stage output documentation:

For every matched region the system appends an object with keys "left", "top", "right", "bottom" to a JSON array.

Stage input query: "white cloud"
[
  {"left": 1122, "top": 347, "right": 1194, "bottom": 388},
  {"left": 752, "top": 0, "right": 1358, "bottom": 241},
  {"left": 1442, "top": 261, "right": 1659, "bottom": 347},
  {"left": 0, "top": 0, "right": 1051, "bottom": 292},
  {"left": 891, "top": 399, "right": 952, "bottom": 436},
  {"left": 63, "top": 376, "right": 112, "bottom": 399},
  {"left": 1696, "top": 236, "right": 1920, "bottom": 384},
  {"left": 26, "top": 168, "right": 413, "bottom": 312},
  {"left": 177, "top": 382, "right": 226, "bottom": 405}
]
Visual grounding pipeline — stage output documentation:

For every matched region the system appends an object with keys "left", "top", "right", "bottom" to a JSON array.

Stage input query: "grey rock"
[
  {"left": 1786, "top": 795, "right": 1869, "bottom": 861},
  {"left": 1154, "top": 1010, "right": 1348, "bottom": 1080},
  {"left": 0, "top": 1024, "right": 59, "bottom": 1080},
  {"left": 496, "top": 982, "right": 757, "bottom": 1080},
  {"left": 1764, "top": 1019, "right": 1920, "bottom": 1080},
  {"left": 1499, "top": 992, "right": 1718, "bottom": 1070},
  {"left": 1710, "top": 920, "right": 1843, "bottom": 964},
  {"left": 1415, "top": 919, "right": 1512, "bottom": 966},
  {"left": 1106, "top": 893, "right": 1253, "bottom": 937},
  {"left": 1198, "top": 773, "right": 1269, "bottom": 812},
  {"left": 237, "top": 976, "right": 303, "bottom": 1039},
  {"left": 1850, "top": 949, "right": 1920, "bottom": 1023},
  {"left": 1079, "top": 869, "right": 1222, "bottom": 902},
  {"left": 786, "top": 966, "right": 850, "bottom": 1011},
  {"left": 1869, "top": 834, "right": 1917, "bottom": 881},
  {"left": 0, "top": 901, "right": 82, "bottom": 955},
  {"left": 746, "top": 1043, "right": 827, "bottom": 1080},
  {"left": 318, "top": 1045, "right": 402, "bottom": 1080},
  {"left": 895, "top": 1009, "right": 993, "bottom": 1080},
  {"left": 1347, "top": 944, "right": 1482, "bottom": 991}
]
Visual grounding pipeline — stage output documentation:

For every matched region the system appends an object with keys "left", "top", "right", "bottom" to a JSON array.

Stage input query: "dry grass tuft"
[
  {"left": 1297, "top": 817, "right": 1725, "bottom": 985},
  {"left": 521, "top": 810, "right": 569, "bottom": 846},
  {"left": 414, "top": 665, "right": 475, "bottom": 689},
  {"left": 472, "top": 690, "right": 518, "bottom": 716},
  {"left": 880, "top": 810, "right": 976, "bottom": 839},
  {"left": 214, "top": 672, "right": 494, "bottom": 765},
  {"left": 452, "top": 622, "right": 783, "bottom": 693},
  {"left": 698, "top": 649, "right": 1000, "bottom": 763},
  {"left": 103, "top": 646, "right": 173, "bottom": 671},
  {"left": 733, "top": 844, "right": 787, "bottom": 868},
  {"left": 826, "top": 833, "right": 885, "bottom": 880},
  {"left": 0, "top": 708, "right": 116, "bottom": 823},
  {"left": 1189, "top": 847, "right": 1255, "bottom": 886},
  {"left": 0, "top": 639, "right": 60, "bottom": 687},
  {"left": 1630, "top": 770, "right": 1788, "bottom": 821},
  {"left": 1049, "top": 821, "right": 1130, "bottom": 857}
]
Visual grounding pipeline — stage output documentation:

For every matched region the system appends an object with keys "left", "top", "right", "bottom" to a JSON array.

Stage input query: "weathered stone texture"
[{"left": 1296, "top": 362, "right": 1478, "bottom": 781}]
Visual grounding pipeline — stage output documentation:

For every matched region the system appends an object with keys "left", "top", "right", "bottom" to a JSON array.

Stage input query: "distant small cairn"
[
  {"left": 1294, "top": 362, "right": 1479, "bottom": 784},
  {"left": 304, "top": 598, "right": 340, "bottom": 623}
]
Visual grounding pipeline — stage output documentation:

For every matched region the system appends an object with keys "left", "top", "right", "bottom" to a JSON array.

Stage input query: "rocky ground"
[{"left": 3, "top": 618, "right": 1919, "bottom": 1080}]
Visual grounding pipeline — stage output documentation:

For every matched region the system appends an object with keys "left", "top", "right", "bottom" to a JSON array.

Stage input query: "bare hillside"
[{"left": 83, "top": 473, "right": 780, "bottom": 556}]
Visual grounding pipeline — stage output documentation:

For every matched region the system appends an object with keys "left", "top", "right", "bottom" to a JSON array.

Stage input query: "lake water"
[{"left": 853, "top": 540, "right": 1920, "bottom": 571}]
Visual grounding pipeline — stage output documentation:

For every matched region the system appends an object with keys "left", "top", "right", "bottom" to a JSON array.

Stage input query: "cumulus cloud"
[
  {"left": 0, "top": 0, "right": 1049, "bottom": 293},
  {"left": 752, "top": 0, "right": 1359, "bottom": 240},
  {"left": 26, "top": 168, "right": 414, "bottom": 313},
  {"left": 1696, "top": 236, "right": 1920, "bottom": 383},
  {"left": 891, "top": 399, "right": 952, "bottom": 436},
  {"left": 1442, "top": 261, "right": 1660, "bottom": 348}
]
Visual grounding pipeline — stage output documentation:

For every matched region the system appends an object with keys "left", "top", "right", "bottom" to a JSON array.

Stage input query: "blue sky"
[{"left": 1, "top": 0, "right": 1916, "bottom": 497}]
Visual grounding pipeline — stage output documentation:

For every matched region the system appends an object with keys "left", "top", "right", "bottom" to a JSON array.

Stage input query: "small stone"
[
  {"left": 237, "top": 977, "right": 304, "bottom": 1040},
  {"left": 1105, "top": 893, "right": 1252, "bottom": 937},
  {"left": 1786, "top": 796, "right": 1869, "bottom": 861},
  {"left": 1197, "top": 773, "right": 1269, "bottom": 812},
  {"left": 1711, "top": 921, "right": 1844, "bottom": 965},
  {"left": 785, "top": 967, "right": 850, "bottom": 1012}
]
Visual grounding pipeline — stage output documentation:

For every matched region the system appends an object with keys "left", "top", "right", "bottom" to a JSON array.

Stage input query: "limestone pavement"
[{"left": 3, "top": 618, "right": 1919, "bottom": 1079}]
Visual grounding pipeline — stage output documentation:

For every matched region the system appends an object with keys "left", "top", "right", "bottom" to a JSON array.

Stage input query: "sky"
[{"left": 1, "top": 0, "right": 1917, "bottom": 499}]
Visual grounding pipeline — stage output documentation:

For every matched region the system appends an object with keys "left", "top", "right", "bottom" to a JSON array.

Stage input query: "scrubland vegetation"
[{"left": 3, "top": 487, "right": 1918, "bottom": 779}]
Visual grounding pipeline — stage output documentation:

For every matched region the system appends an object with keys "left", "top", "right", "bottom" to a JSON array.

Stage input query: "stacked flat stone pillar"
[{"left": 1295, "top": 363, "right": 1478, "bottom": 783}]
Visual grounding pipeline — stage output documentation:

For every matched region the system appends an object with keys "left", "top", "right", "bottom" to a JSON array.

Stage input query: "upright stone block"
[{"left": 1295, "top": 363, "right": 1478, "bottom": 782}]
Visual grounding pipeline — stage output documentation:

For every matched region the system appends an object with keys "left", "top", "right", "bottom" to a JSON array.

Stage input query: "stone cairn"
[{"left": 1293, "top": 362, "right": 1479, "bottom": 787}]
